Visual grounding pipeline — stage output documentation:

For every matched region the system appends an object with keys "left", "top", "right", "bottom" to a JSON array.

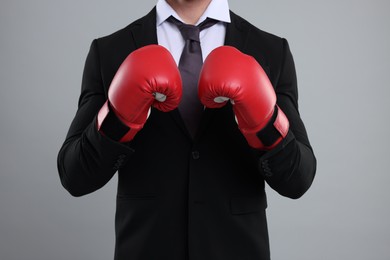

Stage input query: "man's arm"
[
  {"left": 58, "top": 41, "right": 182, "bottom": 197},
  {"left": 256, "top": 39, "right": 317, "bottom": 199},
  {"left": 57, "top": 40, "right": 134, "bottom": 197},
  {"left": 198, "top": 39, "right": 316, "bottom": 199}
]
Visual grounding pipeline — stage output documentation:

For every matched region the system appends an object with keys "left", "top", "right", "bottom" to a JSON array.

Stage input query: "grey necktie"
[{"left": 168, "top": 16, "right": 218, "bottom": 137}]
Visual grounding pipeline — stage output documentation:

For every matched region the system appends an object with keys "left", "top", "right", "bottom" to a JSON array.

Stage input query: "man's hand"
[
  {"left": 97, "top": 45, "right": 182, "bottom": 142},
  {"left": 198, "top": 46, "right": 289, "bottom": 150}
]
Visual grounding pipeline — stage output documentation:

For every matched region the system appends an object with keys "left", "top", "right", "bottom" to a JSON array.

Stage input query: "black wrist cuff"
[
  {"left": 100, "top": 105, "right": 130, "bottom": 141},
  {"left": 255, "top": 106, "right": 281, "bottom": 146}
]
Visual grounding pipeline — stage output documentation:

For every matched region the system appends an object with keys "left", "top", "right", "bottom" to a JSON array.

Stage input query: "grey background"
[{"left": 1, "top": 0, "right": 389, "bottom": 259}]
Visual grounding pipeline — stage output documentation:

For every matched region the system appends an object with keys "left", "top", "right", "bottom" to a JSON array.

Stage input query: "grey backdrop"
[{"left": 1, "top": 0, "right": 389, "bottom": 259}]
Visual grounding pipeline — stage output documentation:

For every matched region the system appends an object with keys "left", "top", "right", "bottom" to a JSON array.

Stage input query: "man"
[{"left": 57, "top": 0, "right": 317, "bottom": 259}]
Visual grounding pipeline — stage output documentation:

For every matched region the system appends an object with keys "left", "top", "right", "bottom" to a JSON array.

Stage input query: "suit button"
[
  {"left": 264, "top": 169, "right": 273, "bottom": 177},
  {"left": 113, "top": 154, "right": 127, "bottom": 170},
  {"left": 261, "top": 160, "right": 273, "bottom": 177},
  {"left": 192, "top": 151, "right": 200, "bottom": 160}
]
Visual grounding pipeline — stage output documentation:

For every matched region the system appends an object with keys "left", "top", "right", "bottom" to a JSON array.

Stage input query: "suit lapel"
[
  {"left": 224, "top": 11, "right": 251, "bottom": 51},
  {"left": 128, "top": 7, "right": 158, "bottom": 47},
  {"left": 226, "top": 11, "right": 270, "bottom": 75}
]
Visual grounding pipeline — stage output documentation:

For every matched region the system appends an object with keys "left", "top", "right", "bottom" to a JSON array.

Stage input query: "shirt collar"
[{"left": 156, "top": 0, "right": 231, "bottom": 26}]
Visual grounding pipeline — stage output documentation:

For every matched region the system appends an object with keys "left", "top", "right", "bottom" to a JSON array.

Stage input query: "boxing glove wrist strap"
[
  {"left": 242, "top": 105, "right": 289, "bottom": 150},
  {"left": 97, "top": 101, "right": 130, "bottom": 142},
  {"left": 256, "top": 106, "right": 281, "bottom": 146}
]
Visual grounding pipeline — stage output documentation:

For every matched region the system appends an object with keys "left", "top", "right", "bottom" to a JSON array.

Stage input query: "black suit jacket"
[{"left": 58, "top": 8, "right": 316, "bottom": 260}]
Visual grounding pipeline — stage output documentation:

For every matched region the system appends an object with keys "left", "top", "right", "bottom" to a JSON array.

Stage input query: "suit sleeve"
[
  {"left": 57, "top": 40, "right": 135, "bottom": 197},
  {"left": 256, "top": 39, "right": 317, "bottom": 199}
]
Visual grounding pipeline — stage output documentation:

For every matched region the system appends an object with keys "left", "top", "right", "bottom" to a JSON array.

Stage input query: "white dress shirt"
[{"left": 156, "top": 0, "right": 231, "bottom": 64}]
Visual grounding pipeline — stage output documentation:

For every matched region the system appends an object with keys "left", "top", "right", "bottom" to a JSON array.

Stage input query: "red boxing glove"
[
  {"left": 198, "top": 46, "right": 289, "bottom": 150},
  {"left": 97, "top": 45, "right": 182, "bottom": 142}
]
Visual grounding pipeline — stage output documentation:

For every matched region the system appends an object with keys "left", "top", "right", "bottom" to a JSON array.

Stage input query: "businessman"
[{"left": 57, "top": 0, "right": 317, "bottom": 259}]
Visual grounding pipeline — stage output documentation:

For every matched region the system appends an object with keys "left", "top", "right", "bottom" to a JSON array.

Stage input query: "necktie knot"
[
  {"left": 168, "top": 16, "right": 218, "bottom": 43},
  {"left": 178, "top": 24, "right": 201, "bottom": 42}
]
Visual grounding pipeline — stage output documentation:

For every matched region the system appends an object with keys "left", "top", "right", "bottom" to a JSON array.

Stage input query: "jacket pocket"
[{"left": 230, "top": 194, "right": 267, "bottom": 215}]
